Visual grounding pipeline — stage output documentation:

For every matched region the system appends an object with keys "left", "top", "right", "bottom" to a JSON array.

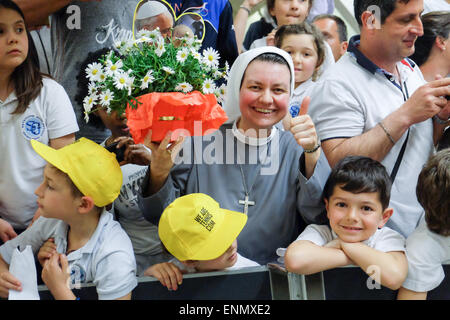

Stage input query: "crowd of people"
[{"left": 0, "top": 0, "right": 449, "bottom": 301}]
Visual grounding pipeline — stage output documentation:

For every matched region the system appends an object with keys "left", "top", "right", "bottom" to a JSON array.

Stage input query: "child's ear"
[
  {"left": 324, "top": 198, "right": 330, "bottom": 218},
  {"left": 77, "top": 196, "right": 96, "bottom": 214},
  {"left": 378, "top": 207, "right": 394, "bottom": 229}
]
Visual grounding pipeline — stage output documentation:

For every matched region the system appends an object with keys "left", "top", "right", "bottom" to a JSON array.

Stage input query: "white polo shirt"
[
  {"left": 309, "top": 36, "right": 434, "bottom": 238},
  {"left": 0, "top": 210, "right": 137, "bottom": 300},
  {"left": 402, "top": 218, "right": 450, "bottom": 292},
  {"left": 0, "top": 77, "right": 79, "bottom": 229}
]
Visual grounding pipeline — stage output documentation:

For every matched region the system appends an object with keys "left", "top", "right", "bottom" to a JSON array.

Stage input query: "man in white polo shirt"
[{"left": 309, "top": 0, "right": 450, "bottom": 238}]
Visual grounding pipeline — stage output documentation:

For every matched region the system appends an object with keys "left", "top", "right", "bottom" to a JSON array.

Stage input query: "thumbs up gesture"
[{"left": 283, "top": 96, "right": 320, "bottom": 151}]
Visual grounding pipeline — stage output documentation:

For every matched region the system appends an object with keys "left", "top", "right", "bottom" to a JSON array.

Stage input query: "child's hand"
[
  {"left": 37, "top": 238, "right": 57, "bottom": 267},
  {"left": 115, "top": 136, "right": 153, "bottom": 166},
  {"left": 0, "top": 270, "right": 22, "bottom": 298},
  {"left": 42, "top": 253, "right": 71, "bottom": 296},
  {"left": 144, "top": 262, "right": 183, "bottom": 291},
  {"left": 0, "top": 218, "right": 17, "bottom": 243}
]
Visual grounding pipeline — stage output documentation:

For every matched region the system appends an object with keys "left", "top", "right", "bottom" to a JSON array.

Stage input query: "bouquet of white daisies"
[{"left": 82, "top": 28, "right": 229, "bottom": 122}]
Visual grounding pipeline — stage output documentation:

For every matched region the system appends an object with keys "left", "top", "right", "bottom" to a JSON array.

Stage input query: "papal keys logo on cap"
[{"left": 21, "top": 115, "right": 45, "bottom": 140}]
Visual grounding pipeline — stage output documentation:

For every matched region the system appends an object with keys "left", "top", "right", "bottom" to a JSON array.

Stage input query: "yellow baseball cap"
[
  {"left": 30, "top": 138, "right": 123, "bottom": 207},
  {"left": 159, "top": 193, "right": 248, "bottom": 261}
]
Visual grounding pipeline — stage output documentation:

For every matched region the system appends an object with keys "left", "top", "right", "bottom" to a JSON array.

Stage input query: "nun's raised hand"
[
  {"left": 284, "top": 97, "right": 319, "bottom": 151},
  {"left": 144, "top": 130, "right": 185, "bottom": 195}
]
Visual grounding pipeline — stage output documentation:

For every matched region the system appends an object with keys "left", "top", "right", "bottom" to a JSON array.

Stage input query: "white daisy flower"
[
  {"left": 202, "top": 78, "right": 216, "bottom": 94},
  {"left": 114, "top": 71, "right": 132, "bottom": 91},
  {"left": 140, "top": 70, "right": 155, "bottom": 90},
  {"left": 202, "top": 48, "right": 220, "bottom": 68},
  {"left": 86, "top": 62, "right": 104, "bottom": 82},
  {"left": 137, "top": 29, "right": 151, "bottom": 39},
  {"left": 155, "top": 39, "right": 166, "bottom": 57},
  {"left": 175, "top": 82, "right": 193, "bottom": 93},
  {"left": 215, "top": 83, "right": 227, "bottom": 104},
  {"left": 88, "top": 82, "right": 98, "bottom": 96},
  {"left": 105, "top": 59, "right": 123, "bottom": 77},
  {"left": 148, "top": 28, "right": 162, "bottom": 40},
  {"left": 176, "top": 48, "right": 190, "bottom": 64},
  {"left": 83, "top": 94, "right": 97, "bottom": 114},
  {"left": 162, "top": 66, "right": 175, "bottom": 75},
  {"left": 99, "top": 89, "right": 114, "bottom": 107}
]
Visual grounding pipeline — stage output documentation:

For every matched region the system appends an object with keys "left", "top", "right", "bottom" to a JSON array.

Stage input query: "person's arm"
[
  {"left": 322, "top": 78, "right": 450, "bottom": 167},
  {"left": 340, "top": 241, "right": 408, "bottom": 290},
  {"left": 233, "top": 0, "right": 263, "bottom": 53},
  {"left": 49, "top": 133, "right": 75, "bottom": 149},
  {"left": 284, "top": 240, "right": 353, "bottom": 275},
  {"left": 142, "top": 131, "right": 185, "bottom": 196},
  {"left": 397, "top": 287, "right": 428, "bottom": 300}
]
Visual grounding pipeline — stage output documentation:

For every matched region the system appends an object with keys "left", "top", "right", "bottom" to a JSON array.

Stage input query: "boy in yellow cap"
[
  {"left": 144, "top": 193, "right": 259, "bottom": 291},
  {"left": 0, "top": 138, "right": 137, "bottom": 300}
]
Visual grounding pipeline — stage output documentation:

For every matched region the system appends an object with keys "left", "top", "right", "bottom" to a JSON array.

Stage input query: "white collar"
[{"left": 231, "top": 118, "right": 278, "bottom": 146}]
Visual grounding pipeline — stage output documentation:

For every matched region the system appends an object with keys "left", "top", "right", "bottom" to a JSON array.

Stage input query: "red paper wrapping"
[{"left": 125, "top": 91, "right": 228, "bottom": 143}]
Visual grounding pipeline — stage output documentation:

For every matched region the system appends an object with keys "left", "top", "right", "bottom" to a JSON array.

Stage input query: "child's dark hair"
[
  {"left": 0, "top": 0, "right": 48, "bottom": 114},
  {"left": 74, "top": 47, "right": 112, "bottom": 130},
  {"left": 416, "top": 149, "right": 450, "bottom": 236},
  {"left": 274, "top": 23, "right": 326, "bottom": 81},
  {"left": 323, "top": 156, "right": 392, "bottom": 210}
]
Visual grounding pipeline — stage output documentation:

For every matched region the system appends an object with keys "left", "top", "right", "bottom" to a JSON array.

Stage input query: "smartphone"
[{"left": 105, "top": 141, "right": 126, "bottom": 163}]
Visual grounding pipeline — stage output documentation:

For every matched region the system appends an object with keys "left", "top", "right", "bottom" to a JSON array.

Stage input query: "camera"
[{"left": 105, "top": 141, "right": 126, "bottom": 163}]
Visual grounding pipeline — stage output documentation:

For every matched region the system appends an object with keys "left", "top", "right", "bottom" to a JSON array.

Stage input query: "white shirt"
[
  {"left": 402, "top": 218, "right": 450, "bottom": 292},
  {"left": 309, "top": 36, "right": 433, "bottom": 237},
  {"left": 0, "top": 210, "right": 137, "bottom": 300},
  {"left": 0, "top": 78, "right": 79, "bottom": 229}
]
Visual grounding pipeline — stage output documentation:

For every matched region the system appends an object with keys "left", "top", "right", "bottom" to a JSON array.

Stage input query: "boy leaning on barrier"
[
  {"left": 0, "top": 138, "right": 137, "bottom": 300},
  {"left": 283, "top": 156, "right": 408, "bottom": 290},
  {"left": 397, "top": 149, "right": 450, "bottom": 300},
  {"left": 144, "top": 193, "right": 259, "bottom": 291}
]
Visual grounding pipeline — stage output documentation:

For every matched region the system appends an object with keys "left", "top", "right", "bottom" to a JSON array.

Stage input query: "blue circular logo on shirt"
[{"left": 21, "top": 115, "right": 45, "bottom": 140}]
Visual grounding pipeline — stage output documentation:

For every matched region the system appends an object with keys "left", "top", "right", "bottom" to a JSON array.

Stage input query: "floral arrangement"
[{"left": 82, "top": 28, "right": 229, "bottom": 122}]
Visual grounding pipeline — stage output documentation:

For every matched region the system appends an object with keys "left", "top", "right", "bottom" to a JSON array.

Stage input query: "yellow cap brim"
[{"left": 30, "top": 140, "right": 68, "bottom": 173}]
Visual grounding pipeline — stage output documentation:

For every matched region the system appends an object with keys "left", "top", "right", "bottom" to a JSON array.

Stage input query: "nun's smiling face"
[{"left": 238, "top": 60, "right": 291, "bottom": 136}]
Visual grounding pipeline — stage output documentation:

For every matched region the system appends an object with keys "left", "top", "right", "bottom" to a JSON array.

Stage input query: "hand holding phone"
[{"left": 105, "top": 141, "right": 126, "bottom": 163}]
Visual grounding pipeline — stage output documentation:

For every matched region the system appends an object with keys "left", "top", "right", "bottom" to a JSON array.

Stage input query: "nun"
[{"left": 137, "top": 46, "right": 331, "bottom": 265}]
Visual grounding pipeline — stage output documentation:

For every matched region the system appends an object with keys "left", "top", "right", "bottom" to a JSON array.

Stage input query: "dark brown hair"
[
  {"left": 0, "top": 0, "right": 47, "bottom": 114},
  {"left": 274, "top": 23, "right": 326, "bottom": 81},
  {"left": 416, "top": 149, "right": 450, "bottom": 236}
]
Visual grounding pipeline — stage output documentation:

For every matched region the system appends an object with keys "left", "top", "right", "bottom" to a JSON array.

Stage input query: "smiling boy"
[{"left": 284, "top": 156, "right": 408, "bottom": 290}]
